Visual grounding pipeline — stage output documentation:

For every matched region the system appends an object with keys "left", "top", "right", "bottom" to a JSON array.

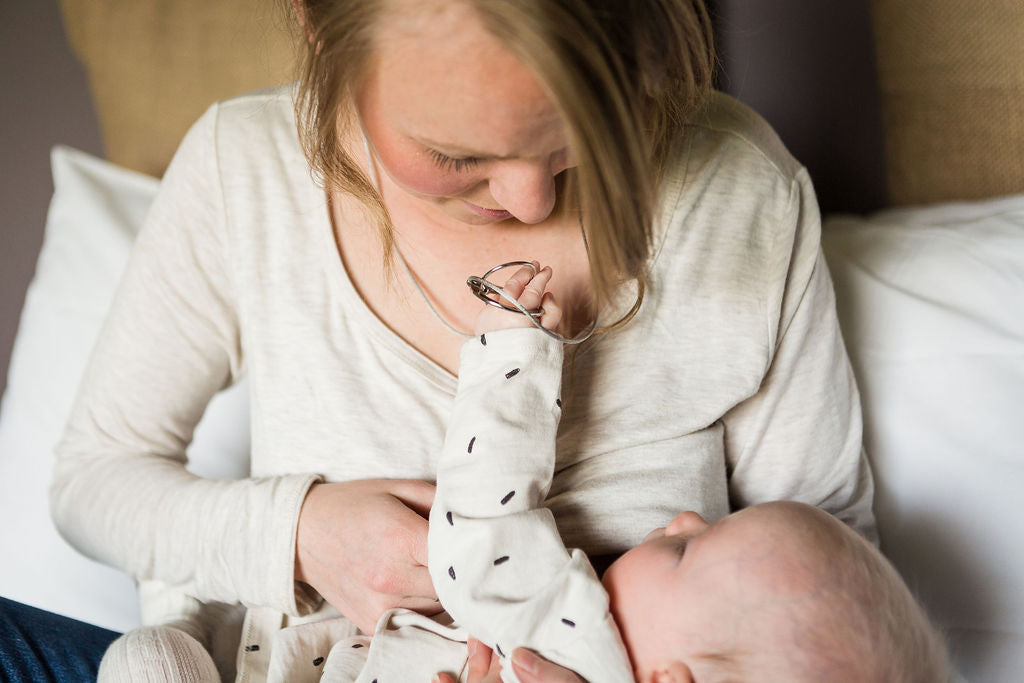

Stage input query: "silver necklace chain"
[
  {"left": 361, "top": 131, "right": 597, "bottom": 345},
  {"left": 393, "top": 245, "right": 475, "bottom": 338}
]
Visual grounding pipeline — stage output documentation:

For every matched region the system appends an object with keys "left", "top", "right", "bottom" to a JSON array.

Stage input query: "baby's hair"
[
  {"left": 784, "top": 504, "right": 952, "bottom": 682},
  {"left": 835, "top": 525, "right": 951, "bottom": 681}
]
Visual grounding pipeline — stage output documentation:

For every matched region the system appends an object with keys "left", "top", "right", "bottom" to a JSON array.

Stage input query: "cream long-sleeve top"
[{"left": 51, "top": 86, "right": 875, "bottom": 682}]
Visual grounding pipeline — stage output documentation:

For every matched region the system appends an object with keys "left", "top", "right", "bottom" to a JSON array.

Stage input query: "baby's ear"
[{"left": 646, "top": 662, "right": 693, "bottom": 683}]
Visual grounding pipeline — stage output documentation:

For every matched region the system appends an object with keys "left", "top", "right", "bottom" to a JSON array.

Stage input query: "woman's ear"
[
  {"left": 290, "top": 0, "right": 316, "bottom": 43},
  {"left": 646, "top": 662, "right": 694, "bottom": 683}
]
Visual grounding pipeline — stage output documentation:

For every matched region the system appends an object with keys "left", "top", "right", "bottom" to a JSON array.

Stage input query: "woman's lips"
[{"left": 464, "top": 201, "right": 512, "bottom": 221}]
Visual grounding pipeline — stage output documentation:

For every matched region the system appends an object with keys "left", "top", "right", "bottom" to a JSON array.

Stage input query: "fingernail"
[
  {"left": 512, "top": 648, "right": 539, "bottom": 675},
  {"left": 431, "top": 677, "right": 441, "bottom": 683},
  {"left": 467, "top": 638, "right": 478, "bottom": 657}
]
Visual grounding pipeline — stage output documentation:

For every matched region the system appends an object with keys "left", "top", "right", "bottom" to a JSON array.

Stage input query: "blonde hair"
[{"left": 290, "top": 0, "right": 714, "bottom": 313}]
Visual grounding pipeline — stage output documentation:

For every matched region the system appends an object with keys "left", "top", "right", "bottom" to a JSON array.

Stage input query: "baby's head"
[{"left": 601, "top": 501, "right": 949, "bottom": 682}]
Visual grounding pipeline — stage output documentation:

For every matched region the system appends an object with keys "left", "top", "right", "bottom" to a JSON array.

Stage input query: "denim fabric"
[{"left": 0, "top": 597, "right": 120, "bottom": 683}]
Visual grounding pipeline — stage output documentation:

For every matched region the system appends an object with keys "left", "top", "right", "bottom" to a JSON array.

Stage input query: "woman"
[{"left": 15, "top": 0, "right": 875, "bottom": 680}]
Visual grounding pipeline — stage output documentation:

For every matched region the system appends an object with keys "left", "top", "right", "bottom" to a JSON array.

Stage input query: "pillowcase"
[
  {"left": 822, "top": 194, "right": 1024, "bottom": 682},
  {"left": 0, "top": 146, "right": 250, "bottom": 632}
]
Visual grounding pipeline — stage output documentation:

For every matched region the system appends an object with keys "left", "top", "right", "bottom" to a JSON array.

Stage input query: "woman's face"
[{"left": 357, "top": 1, "right": 574, "bottom": 227}]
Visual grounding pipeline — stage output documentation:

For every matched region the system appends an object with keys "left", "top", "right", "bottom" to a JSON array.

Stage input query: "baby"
[
  {"left": 429, "top": 263, "right": 950, "bottom": 683},
  {"left": 100, "top": 264, "right": 950, "bottom": 683},
  {"left": 600, "top": 501, "right": 950, "bottom": 682}
]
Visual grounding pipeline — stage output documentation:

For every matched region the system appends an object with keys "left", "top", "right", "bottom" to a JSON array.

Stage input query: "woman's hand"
[
  {"left": 295, "top": 478, "right": 441, "bottom": 634},
  {"left": 433, "top": 638, "right": 587, "bottom": 683}
]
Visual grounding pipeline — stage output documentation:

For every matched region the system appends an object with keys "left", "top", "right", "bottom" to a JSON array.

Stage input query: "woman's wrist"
[{"left": 294, "top": 481, "right": 324, "bottom": 585}]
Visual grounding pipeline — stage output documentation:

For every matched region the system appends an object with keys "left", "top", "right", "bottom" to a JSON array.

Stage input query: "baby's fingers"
[
  {"left": 498, "top": 263, "right": 540, "bottom": 301},
  {"left": 539, "top": 291, "right": 562, "bottom": 333},
  {"left": 516, "top": 266, "right": 552, "bottom": 313}
]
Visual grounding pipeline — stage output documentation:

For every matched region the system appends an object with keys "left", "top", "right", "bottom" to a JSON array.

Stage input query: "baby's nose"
[
  {"left": 642, "top": 527, "right": 666, "bottom": 543},
  {"left": 665, "top": 510, "right": 710, "bottom": 536}
]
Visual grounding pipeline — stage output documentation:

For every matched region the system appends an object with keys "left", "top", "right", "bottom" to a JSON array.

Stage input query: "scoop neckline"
[
  {"left": 315, "top": 191, "right": 460, "bottom": 395},
  {"left": 308, "top": 174, "right": 662, "bottom": 390}
]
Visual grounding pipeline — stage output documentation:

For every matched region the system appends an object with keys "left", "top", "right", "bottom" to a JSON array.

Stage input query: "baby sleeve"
[{"left": 428, "top": 328, "right": 634, "bottom": 683}]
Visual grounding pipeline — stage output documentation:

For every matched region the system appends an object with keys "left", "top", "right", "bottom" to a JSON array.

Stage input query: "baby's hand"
[{"left": 474, "top": 262, "right": 562, "bottom": 335}]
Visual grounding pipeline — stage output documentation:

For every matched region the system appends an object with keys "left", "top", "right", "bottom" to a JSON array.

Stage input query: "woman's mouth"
[{"left": 463, "top": 201, "right": 513, "bottom": 221}]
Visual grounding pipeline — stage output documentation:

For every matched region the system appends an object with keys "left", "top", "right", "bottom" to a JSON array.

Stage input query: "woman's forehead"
[
  {"left": 364, "top": 6, "right": 565, "bottom": 156},
  {"left": 374, "top": 0, "right": 481, "bottom": 43}
]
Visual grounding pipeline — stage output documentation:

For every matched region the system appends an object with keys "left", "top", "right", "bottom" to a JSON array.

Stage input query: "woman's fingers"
[
  {"left": 510, "top": 648, "right": 586, "bottom": 682},
  {"left": 466, "top": 638, "right": 495, "bottom": 680},
  {"left": 394, "top": 498, "right": 431, "bottom": 567},
  {"left": 294, "top": 479, "right": 441, "bottom": 634},
  {"left": 390, "top": 478, "right": 437, "bottom": 518},
  {"left": 396, "top": 565, "right": 438, "bottom": 605},
  {"left": 432, "top": 638, "right": 502, "bottom": 683}
]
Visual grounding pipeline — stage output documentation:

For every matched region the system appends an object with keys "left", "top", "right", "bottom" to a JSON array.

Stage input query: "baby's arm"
[{"left": 428, "top": 265, "right": 633, "bottom": 683}]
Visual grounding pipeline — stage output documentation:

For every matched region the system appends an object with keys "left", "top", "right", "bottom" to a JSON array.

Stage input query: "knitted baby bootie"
[{"left": 98, "top": 624, "right": 220, "bottom": 682}]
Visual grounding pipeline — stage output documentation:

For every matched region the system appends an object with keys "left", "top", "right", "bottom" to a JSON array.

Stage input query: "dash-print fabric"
[{"left": 429, "top": 328, "right": 634, "bottom": 683}]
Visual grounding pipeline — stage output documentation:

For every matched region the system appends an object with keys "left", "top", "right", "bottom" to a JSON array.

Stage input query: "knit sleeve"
[
  {"left": 50, "top": 103, "right": 321, "bottom": 616},
  {"left": 722, "top": 168, "right": 876, "bottom": 541},
  {"left": 428, "top": 328, "right": 634, "bottom": 683}
]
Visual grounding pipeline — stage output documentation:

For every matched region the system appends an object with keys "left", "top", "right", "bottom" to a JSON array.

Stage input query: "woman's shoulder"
[
  {"left": 648, "top": 91, "right": 820, "bottom": 302},
  {"left": 679, "top": 91, "right": 804, "bottom": 183},
  {"left": 169, "top": 84, "right": 311, "bottom": 199},
  {"left": 655, "top": 91, "right": 813, "bottom": 242},
  {"left": 169, "top": 85, "right": 299, "bottom": 179},
  {"left": 205, "top": 85, "right": 300, "bottom": 157}
]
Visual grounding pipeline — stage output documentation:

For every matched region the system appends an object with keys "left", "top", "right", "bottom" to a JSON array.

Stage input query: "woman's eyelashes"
[{"left": 428, "top": 148, "right": 480, "bottom": 173}]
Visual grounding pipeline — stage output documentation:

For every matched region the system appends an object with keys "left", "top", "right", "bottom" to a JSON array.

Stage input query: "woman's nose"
[{"left": 488, "top": 160, "right": 558, "bottom": 225}]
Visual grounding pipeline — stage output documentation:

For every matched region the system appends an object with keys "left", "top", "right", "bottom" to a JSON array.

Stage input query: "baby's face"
[{"left": 601, "top": 503, "right": 834, "bottom": 682}]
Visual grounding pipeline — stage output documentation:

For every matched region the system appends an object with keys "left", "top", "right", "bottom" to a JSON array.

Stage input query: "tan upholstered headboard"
[
  {"left": 59, "top": 0, "right": 1023, "bottom": 206},
  {"left": 59, "top": 0, "right": 296, "bottom": 178},
  {"left": 870, "top": 0, "right": 1024, "bottom": 206}
]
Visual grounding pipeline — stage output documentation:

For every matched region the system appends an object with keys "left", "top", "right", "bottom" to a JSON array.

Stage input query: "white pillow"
[
  {"left": 0, "top": 146, "right": 251, "bottom": 632},
  {"left": 822, "top": 195, "right": 1024, "bottom": 683}
]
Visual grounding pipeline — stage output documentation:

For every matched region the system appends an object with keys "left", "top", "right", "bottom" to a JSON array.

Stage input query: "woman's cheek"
[{"left": 378, "top": 149, "right": 478, "bottom": 198}]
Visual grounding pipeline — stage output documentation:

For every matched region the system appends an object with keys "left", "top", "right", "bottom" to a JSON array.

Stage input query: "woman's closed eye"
[{"left": 428, "top": 148, "right": 480, "bottom": 173}]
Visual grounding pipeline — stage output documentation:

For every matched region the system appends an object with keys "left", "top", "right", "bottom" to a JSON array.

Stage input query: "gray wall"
[
  {"left": 712, "top": 0, "right": 887, "bottom": 215},
  {"left": 0, "top": 1, "right": 103, "bottom": 397}
]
